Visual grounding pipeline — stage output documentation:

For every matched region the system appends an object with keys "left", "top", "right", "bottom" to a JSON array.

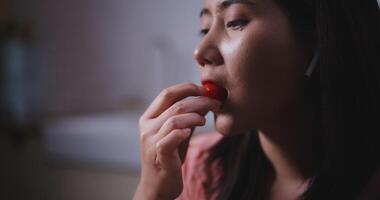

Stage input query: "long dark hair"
[{"left": 204, "top": 0, "right": 380, "bottom": 199}]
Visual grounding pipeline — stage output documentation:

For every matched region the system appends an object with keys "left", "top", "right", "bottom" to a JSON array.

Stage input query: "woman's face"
[{"left": 194, "top": 0, "right": 311, "bottom": 135}]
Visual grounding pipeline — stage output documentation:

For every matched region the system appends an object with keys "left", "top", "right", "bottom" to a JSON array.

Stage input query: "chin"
[{"left": 213, "top": 113, "right": 248, "bottom": 136}]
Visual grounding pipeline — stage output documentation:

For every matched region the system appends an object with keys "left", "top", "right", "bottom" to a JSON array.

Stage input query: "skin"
[
  {"left": 134, "top": 83, "right": 221, "bottom": 200},
  {"left": 134, "top": 0, "right": 320, "bottom": 199},
  {"left": 195, "top": 0, "right": 319, "bottom": 199}
]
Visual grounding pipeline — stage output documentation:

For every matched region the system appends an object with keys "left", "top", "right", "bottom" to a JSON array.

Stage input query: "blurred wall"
[
  {"left": 5, "top": 0, "right": 211, "bottom": 170},
  {"left": 3, "top": 2, "right": 208, "bottom": 198},
  {"left": 10, "top": 0, "right": 203, "bottom": 117}
]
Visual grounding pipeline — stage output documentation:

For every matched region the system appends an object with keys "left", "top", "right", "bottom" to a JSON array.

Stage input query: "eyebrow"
[{"left": 199, "top": 0, "right": 256, "bottom": 18}]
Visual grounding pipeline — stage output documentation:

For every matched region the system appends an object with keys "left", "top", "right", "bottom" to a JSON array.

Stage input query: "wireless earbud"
[{"left": 305, "top": 46, "right": 321, "bottom": 77}]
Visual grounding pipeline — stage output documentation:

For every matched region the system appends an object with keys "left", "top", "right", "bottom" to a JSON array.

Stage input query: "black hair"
[{"left": 204, "top": 0, "right": 380, "bottom": 199}]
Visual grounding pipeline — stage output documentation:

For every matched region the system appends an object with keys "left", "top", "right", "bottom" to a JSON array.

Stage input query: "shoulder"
[{"left": 359, "top": 168, "right": 380, "bottom": 200}]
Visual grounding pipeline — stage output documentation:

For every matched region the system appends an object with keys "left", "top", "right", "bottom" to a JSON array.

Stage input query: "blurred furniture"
[{"left": 0, "top": 0, "right": 38, "bottom": 145}]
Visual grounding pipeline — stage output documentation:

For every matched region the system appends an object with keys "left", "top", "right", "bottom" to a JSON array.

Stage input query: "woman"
[{"left": 134, "top": 0, "right": 380, "bottom": 199}]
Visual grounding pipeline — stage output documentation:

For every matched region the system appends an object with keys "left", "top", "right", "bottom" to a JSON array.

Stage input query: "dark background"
[{"left": 0, "top": 0, "right": 216, "bottom": 199}]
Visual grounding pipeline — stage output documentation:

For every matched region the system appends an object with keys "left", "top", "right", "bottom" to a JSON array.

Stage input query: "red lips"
[{"left": 202, "top": 81, "right": 228, "bottom": 103}]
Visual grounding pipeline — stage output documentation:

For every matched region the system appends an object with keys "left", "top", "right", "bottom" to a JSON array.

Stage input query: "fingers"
[
  {"left": 156, "top": 128, "right": 191, "bottom": 158},
  {"left": 154, "top": 113, "right": 205, "bottom": 140},
  {"left": 139, "top": 82, "right": 216, "bottom": 171},
  {"left": 155, "top": 96, "right": 221, "bottom": 126},
  {"left": 155, "top": 128, "right": 191, "bottom": 169},
  {"left": 142, "top": 83, "right": 206, "bottom": 120},
  {"left": 154, "top": 112, "right": 206, "bottom": 165}
]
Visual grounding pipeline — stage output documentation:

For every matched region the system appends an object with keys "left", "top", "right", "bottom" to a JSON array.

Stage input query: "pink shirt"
[
  {"left": 176, "top": 132, "right": 223, "bottom": 200},
  {"left": 176, "top": 132, "right": 380, "bottom": 200}
]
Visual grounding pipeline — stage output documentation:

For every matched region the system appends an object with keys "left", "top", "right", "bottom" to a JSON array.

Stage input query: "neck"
[{"left": 257, "top": 103, "right": 322, "bottom": 183}]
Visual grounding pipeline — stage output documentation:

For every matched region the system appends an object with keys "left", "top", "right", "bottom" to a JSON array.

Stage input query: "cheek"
[
  {"left": 223, "top": 21, "right": 306, "bottom": 120},
  {"left": 244, "top": 22, "right": 302, "bottom": 84}
]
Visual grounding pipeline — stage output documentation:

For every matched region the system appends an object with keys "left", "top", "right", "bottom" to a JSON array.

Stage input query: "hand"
[{"left": 133, "top": 83, "right": 221, "bottom": 200}]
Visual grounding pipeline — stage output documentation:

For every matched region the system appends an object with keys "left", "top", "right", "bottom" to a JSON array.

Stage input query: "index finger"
[{"left": 142, "top": 83, "right": 206, "bottom": 119}]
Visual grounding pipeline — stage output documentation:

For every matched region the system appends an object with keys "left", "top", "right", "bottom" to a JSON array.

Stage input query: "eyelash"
[
  {"left": 199, "top": 19, "right": 250, "bottom": 37},
  {"left": 226, "top": 19, "right": 250, "bottom": 30}
]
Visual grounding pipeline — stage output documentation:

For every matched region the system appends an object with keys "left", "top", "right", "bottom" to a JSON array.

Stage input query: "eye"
[
  {"left": 199, "top": 28, "right": 209, "bottom": 37},
  {"left": 226, "top": 19, "right": 250, "bottom": 30}
]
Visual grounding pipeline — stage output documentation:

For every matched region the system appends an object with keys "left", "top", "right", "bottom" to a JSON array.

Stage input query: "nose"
[{"left": 193, "top": 36, "right": 223, "bottom": 68}]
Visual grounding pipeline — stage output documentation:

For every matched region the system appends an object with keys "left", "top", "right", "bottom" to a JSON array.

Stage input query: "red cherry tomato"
[{"left": 202, "top": 81, "right": 228, "bottom": 102}]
